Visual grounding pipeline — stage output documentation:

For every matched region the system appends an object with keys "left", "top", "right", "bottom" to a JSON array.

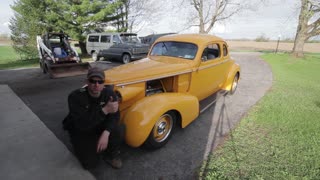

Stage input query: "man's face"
[{"left": 87, "top": 77, "right": 104, "bottom": 97}]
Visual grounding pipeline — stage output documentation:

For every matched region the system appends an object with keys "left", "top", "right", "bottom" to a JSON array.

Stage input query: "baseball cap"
[{"left": 87, "top": 67, "right": 105, "bottom": 80}]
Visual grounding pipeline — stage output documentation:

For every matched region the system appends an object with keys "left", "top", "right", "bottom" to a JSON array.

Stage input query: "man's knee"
[{"left": 110, "top": 124, "right": 125, "bottom": 143}]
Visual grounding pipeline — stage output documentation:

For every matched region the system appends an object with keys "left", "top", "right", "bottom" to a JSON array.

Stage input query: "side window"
[
  {"left": 88, "top": 35, "right": 99, "bottom": 42},
  {"left": 113, "top": 35, "right": 121, "bottom": 43},
  {"left": 223, "top": 44, "right": 228, "bottom": 56},
  {"left": 201, "top": 43, "right": 220, "bottom": 61},
  {"left": 101, "top": 35, "right": 111, "bottom": 43}
]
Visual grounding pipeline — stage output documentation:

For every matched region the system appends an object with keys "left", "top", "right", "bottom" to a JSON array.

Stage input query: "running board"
[{"left": 199, "top": 90, "right": 228, "bottom": 113}]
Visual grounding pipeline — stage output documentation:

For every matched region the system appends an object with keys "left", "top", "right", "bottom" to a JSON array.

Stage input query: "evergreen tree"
[
  {"left": 46, "top": 0, "right": 123, "bottom": 54},
  {"left": 10, "top": 0, "right": 123, "bottom": 57},
  {"left": 10, "top": 0, "right": 49, "bottom": 59}
]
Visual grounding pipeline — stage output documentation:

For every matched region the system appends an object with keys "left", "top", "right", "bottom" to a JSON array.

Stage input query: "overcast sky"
[{"left": 0, "top": 0, "right": 303, "bottom": 40}]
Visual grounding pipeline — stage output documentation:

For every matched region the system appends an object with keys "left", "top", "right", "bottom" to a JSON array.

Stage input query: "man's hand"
[
  {"left": 102, "top": 96, "right": 119, "bottom": 115},
  {"left": 97, "top": 130, "right": 110, "bottom": 153}
]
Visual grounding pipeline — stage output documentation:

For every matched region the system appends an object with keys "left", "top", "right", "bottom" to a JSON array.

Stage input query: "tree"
[
  {"left": 114, "top": 0, "right": 162, "bottom": 33},
  {"left": 10, "top": 0, "right": 123, "bottom": 56},
  {"left": 292, "top": 0, "right": 320, "bottom": 57},
  {"left": 177, "top": 0, "right": 265, "bottom": 34},
  {"left": 9, "top": 0, "right": 48, "bottom": 59},
  {"left": 39, "top": 0, "right": 123, "bottom": 54}
]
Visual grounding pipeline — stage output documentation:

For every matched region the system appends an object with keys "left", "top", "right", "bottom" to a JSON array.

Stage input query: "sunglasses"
[{"left": 88, "top": 79, "right": 104, "bottom": 84}]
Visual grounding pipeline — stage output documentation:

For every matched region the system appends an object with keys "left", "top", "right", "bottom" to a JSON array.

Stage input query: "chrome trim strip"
[{"left": 115, "top": 70, "right": 193, "bottom": 86}]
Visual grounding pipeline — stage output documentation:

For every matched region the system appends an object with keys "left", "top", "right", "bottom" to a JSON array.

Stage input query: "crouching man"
[{"left": 63, "top": 67, "right": 125, "bottom": 169}]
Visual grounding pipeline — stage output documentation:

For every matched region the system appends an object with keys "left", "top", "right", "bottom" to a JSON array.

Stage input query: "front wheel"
[
  {"left": 144, "top": 111, "right": 176, "bottom": 149},
  {"left": 122, "top": 53, "right": 131, "bottom": 64},
  {"left": 40, "top": 61, "right": 46, "bottom": 74},
  {"left": 229, "top": 73, "right": 239, "bottom": 95}
]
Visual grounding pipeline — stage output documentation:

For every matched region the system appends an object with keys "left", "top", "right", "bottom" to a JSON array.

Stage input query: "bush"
[{"left": 255, "top": 34, "right": 270, "bottom": 42}]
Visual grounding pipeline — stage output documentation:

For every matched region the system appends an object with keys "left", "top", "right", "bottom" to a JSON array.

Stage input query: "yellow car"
[{"left": 104, "top": 34, "right": 240, "bottom": 149}]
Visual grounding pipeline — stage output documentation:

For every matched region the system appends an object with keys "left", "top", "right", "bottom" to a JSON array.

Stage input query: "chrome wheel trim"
[
  {"left": 153, "top": 114, "right": 173, "bottom": 143},
  {"left": 231, "top": 75, "right": 239, "bottom": 93},
  {"left": 122, "top": 54, "right": 130, "bottom": 64},
  {"left": 92, "top": 52, "right": 98, "bottom": 61}
]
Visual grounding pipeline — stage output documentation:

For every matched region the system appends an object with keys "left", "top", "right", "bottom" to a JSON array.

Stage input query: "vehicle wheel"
[
  {"left": 229, "top": 73, "right": 239, "bottom": 95},
  {"left": 92, "top": 52, "right": 99, "bottom": 61},
  {"left": 145, "top": 111, "right": 176, "bottom": 149},
  {"left": 44, "top": 63, "right": 49, "bottom": 74},
  {"left": 122, "top": 53, "right": 131, "bottom": 64},
  {"left": 40, "top": 62, "right": 46, "bottom": 74}
]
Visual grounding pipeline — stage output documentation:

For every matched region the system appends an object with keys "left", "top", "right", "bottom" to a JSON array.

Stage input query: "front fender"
[
  {"left": 123, "top": 93, "right": 199, "bottom": 147},
  {"left": 222, "top": 63, "right": 240, "bottom": 91}
]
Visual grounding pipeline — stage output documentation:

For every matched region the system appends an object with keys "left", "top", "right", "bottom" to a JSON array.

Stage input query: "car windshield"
[
  {"left": 150, "top": 41, "right": 198, "bottom": 60},
  {"left": 120, "top": 34, "right": 140, "bottom": 43}
]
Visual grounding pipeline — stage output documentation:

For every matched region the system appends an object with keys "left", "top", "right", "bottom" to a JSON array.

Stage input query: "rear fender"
[
  {"left": 123, "top": 93, "right": 199, "bottom": 147},
  {"left": 222, "top": 63, "right": 240, "bottom": 91}
]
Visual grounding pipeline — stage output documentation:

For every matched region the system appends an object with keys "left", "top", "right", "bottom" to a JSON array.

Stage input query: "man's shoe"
[{"left": 105, "top": 158, "right": 122, "bottom": 169}]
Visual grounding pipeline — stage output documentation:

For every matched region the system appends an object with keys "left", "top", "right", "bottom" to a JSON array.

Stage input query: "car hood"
[{"left": 105, "top": 57, "right": 193, "bottom": 85}]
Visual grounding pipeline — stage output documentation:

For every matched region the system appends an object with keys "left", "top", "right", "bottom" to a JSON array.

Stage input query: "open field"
[
  {"left": 227, "top": 40, "right": 320, "bottom": 53},
  {"left": 202, "top": 53, "right": 320, "bottom": 179}
]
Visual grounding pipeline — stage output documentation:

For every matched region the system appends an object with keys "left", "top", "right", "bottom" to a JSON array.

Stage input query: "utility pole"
[{"left": 275, "top": 35, "right": 281, "bottom": 54}]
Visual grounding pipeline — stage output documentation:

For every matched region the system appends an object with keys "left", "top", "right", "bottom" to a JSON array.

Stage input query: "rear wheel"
[
  {"left": 229, "top": 73, "right": 239, "bottom": 95},
  {"left": 122, "top": 53, "right": 131, "bottom": 64},
  {"left": 144, "top": 111, "right": 176, "bottom": 149},
  {"left": 92, "top": 52, "right": 99, "bottom": 61}
]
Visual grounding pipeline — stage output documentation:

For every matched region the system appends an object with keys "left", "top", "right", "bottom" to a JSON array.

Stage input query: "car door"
[
  {"left": 189, "top": 42, "right": 226, "bottom": 101},
  {"left": 107, "top": 35, "right": 123, "bottom": 59},
  {"left": 220, "top": 42, "right": 233, "bottom": 82},
  {"left": 98, "top": 35, "right": 113, "bottom": 58}
]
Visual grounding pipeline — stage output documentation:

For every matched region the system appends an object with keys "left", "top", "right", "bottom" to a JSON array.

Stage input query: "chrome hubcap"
[
  {"left": 123, "top": 55, "right": 130, "bottom": 63},
  {"left": 153, "top": 114, "right": 173, "bottom": 142},
  {"left": 92, "top": 53, "right": 97, "bottom": 61},
  {"left": 157, "top": 122, "right": 167, "bottom": 135}
]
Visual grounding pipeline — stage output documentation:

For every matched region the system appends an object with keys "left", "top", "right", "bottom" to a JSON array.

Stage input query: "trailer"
[{"left": 36, "top": 32, "right": 90, "bottom": 78}]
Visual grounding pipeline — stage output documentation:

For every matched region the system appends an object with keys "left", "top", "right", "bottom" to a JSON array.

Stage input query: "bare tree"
[
  {"left": 292, "top": 0, "right": 320, "bottom": 57},
  {"left": 120, "top": 0, "right": 162, "bottom": 33},
  {"left": 178, "top": 0, "right": 265, "bottom": 33}
]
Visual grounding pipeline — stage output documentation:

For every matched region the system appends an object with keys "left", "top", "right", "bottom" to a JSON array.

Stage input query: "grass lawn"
[
  {"left": 0, "top": 45, "right": 91, "bottom": 70},
  {"left": 201, "top": 53, "right": 320, "bottom": 179},
  {"left": 0, "top": 46, "right": 38, "bottom": 70}
]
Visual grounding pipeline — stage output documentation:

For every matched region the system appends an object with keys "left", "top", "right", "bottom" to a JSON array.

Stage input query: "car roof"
[{"left": 155, "top": 34, "right": 225, "bottom": 45}]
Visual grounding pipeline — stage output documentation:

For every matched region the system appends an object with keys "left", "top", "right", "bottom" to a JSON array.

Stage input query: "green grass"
[
  {"left": 0, "top": 45, "right": 92, "bottom": 70},
  {"left": 201, "top": 53, "right": 320, "bottom": 179},
  {"left": 0, "top": 46, "right": 38, "bottom": 69}
]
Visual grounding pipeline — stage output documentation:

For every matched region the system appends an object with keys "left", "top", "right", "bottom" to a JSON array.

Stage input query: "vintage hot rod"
[{"left": 103, "top": 34, "right": 240, "bottom": 149}]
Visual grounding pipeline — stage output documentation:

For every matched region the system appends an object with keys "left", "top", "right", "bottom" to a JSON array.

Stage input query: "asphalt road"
[{"left": 0, "top": 52, "right": 272, "bottom": 180}]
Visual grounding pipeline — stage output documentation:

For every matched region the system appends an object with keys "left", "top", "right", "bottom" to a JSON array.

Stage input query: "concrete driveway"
[{"left": 0, "top": 52, "right": 272, "bottom": 180}]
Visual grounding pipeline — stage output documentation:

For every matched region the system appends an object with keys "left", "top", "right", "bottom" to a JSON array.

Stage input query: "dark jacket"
[{"left": 63, "top": 86, "right": 120, "bottom": 133}]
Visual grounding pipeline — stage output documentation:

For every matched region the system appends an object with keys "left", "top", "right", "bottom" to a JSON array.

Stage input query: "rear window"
[{"left": 88, "top": 35, "right": 99, "bottom": 42}]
